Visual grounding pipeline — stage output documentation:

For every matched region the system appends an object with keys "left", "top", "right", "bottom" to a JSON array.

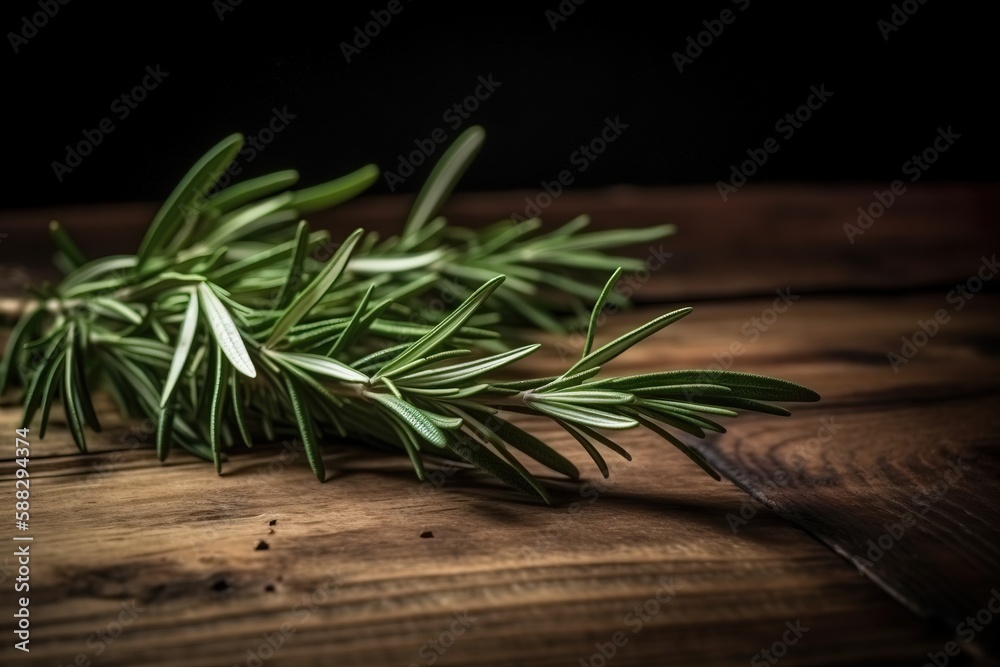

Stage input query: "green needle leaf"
[
  {"left": 198, "top": 282, "right": 256, "bottom": 378},
  {"left": 89, "top": 297, "right": 143, "bottom": 325},
  {"left": 275, "top": 351, "right": 369, "bottom": 383},
  {"left": 584, "top": 268, "right": 622, "bottom": 357},
  {"left": 574, "top": 423, "right": 632, "bottom": 461},
  {"left": 230, "top": 377, "right": 253, "bottom": 448},
  {"left": 486, "top": 436, "right": 552, "bottom": 504},
  {"left": 489, "top": 418, "right": 580, "bottom": 479},
  {"left": 448, "top": 405, "right": 580, "bottom": 480},
  {"left": 157, "top": 404, "right": 175, "bottom": 462},
  {"left": 556, "top": 419, "right": 609, "bottom": 478},
  {"left": 396, "top": 344, "right": 539, "bottom": 385},
  {"left": 533, "top": 389, "right": 635, "bottom": 405},
  {"left": 641, "top": 398, "right": 739, "bottom": 418},
  {"left": 402, "top": 126, "right": 485, "bottom": 243},
  {"left": 350, "top": 249, "right": 447, "bottom": 274},
  {"left": 689, "top": 395, "right": 792, "bottom": 417},
  {"left": 629, "top": 411, "right": 721, "bottom": 481},
  {"left": 284, "top": 376, "right": 327, "bottom": 482},
  {"left": 275, "top": 220, "right": 310, "bottom": 310},
  {"left": 209, "top": 351, "right": 230, "bottom": 474},
  {"left": 199, "top": 192, "right": 295, "bottom": 248},
  {"left": 372, "top": 275, "right": 504, "bottom": 381},
  {"left": 595, "top": 370, "right": 819, "bottom": 402},
  {"left": 160, "top": 289, "right": 200, "bottom": 408},
  {"left": 209, "top": 231, "right": 329, "bottom": 285},
  {"left": 265, "top": 228, "right": 364, "bottom": 347},
  {"left": 527, "top": 399, "right": 639, "bottom": 430},
  {"left": 63, "top": 326, "right": 87, "bottom": 452},
  {"left": 536, "top": 367, "right": 602, "bottom": 393},
  {"left": 284, "top": 164, "right": 379, "bottom": 215},
  {"left": 71, "top": 332, "right": 101, "bottom": 433},
  {"left": 138, "top": 133, "right": 244, "bottom": 265},
  {"left": 365, "top": 391, "right": 448, "bottom": 448},
  {"left": 385, "top": 413, "right": 427, "bottom": 481},
  {"left": 446, "top": 434, "right": 549, "bottom": 503},
  {"left": 327, "top": 284, "right": 376, "bottom": 357},
  {"left": 22, "top": 328, "right": 68, "bottom": 429},
  {"left": 49, "top": 220, "right": 87, "bottom": 269},
  {"left": 208, "top": 169, "right": 300, "bottom": 213},
  {"left": 638, "top": 400, "right": 726, "bottom": 433},
  {"left": 567, "top": 307, "right": 693, "bottom": 375},
  {"left": 36, "top": 350, "right": 66, "bottom": 439},
  {"left": 0, "top": 305, "right": 45, "bottom": 395}
]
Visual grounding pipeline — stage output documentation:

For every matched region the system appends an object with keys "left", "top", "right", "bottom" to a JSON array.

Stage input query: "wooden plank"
[
  {"left": 0, "top": 294, "right": 980, "bottom": 667},
  {"left": 1, "top": 184, "right": 996, "bottom": 301},
  {"left": 670, "top": 293, "right": 1000, "bottom": 657},
  {"left": 2, "top": 186, "right": 997, "bottom": 664},
  {"left": 0, "top": 405, "right": 951, "bottom": 667}
]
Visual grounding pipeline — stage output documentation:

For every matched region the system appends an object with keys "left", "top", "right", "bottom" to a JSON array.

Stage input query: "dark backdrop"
[{"left": 2, "top": 1, "right": 994, "bottom": 207}]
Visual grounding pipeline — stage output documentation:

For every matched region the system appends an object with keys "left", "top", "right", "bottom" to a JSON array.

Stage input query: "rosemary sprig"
[{"left": 1, "top": 127, "right": 819, "bottom": 501}]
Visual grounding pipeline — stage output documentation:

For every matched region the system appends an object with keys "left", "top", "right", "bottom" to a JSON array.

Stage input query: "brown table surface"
[{"left": 1, "top": 184, "right": 998, "bottom": 666}]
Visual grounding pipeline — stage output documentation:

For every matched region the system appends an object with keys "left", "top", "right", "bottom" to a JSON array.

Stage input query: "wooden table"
[{"left": 1, "top": 184, "right": 998, "bottom": 666}]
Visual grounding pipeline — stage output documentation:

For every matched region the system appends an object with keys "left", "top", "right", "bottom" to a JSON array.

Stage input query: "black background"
[{"left": 2, "top": 0, "right": 995, "bottom": 208}]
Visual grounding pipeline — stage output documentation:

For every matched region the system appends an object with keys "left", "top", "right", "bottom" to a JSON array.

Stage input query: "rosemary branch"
[{"left": 0, "top": 127, "right": 819, "bottom": 502}]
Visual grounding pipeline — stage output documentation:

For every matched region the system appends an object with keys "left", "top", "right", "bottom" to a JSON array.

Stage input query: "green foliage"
[{"left": 1, "top": 127, "right": 819, "bottom": 501}]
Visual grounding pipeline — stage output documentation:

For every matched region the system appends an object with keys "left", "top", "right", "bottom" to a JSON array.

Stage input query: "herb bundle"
[{"left": 1, "top": 126, "right": 818, "bottom": 501}]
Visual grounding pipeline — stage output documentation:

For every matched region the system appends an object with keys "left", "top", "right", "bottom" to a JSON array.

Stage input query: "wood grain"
[
  {"left": 0, "top": 386, "right": 956, "bottom": 667},
  {"left": 2, "top": 184, "right": 997, "bottom": 300},
  {"left": 2, "top": 295, "right": 995, "bottom": 666},
  {"left": 686, "top": 293, "right": 1000, "bottom": 656},
  {"left": 2, "top": 185, "right": 999, "bottom": 665}
]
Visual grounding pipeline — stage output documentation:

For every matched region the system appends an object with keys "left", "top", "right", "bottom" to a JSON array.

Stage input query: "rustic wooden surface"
[{"left": 1, "top": 185, "right": 998, "bottom": 666}]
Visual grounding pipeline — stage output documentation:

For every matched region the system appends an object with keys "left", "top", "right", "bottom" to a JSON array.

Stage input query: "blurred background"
[{"left": 2, "top": 1, "right": 994, "bottom": 208}]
